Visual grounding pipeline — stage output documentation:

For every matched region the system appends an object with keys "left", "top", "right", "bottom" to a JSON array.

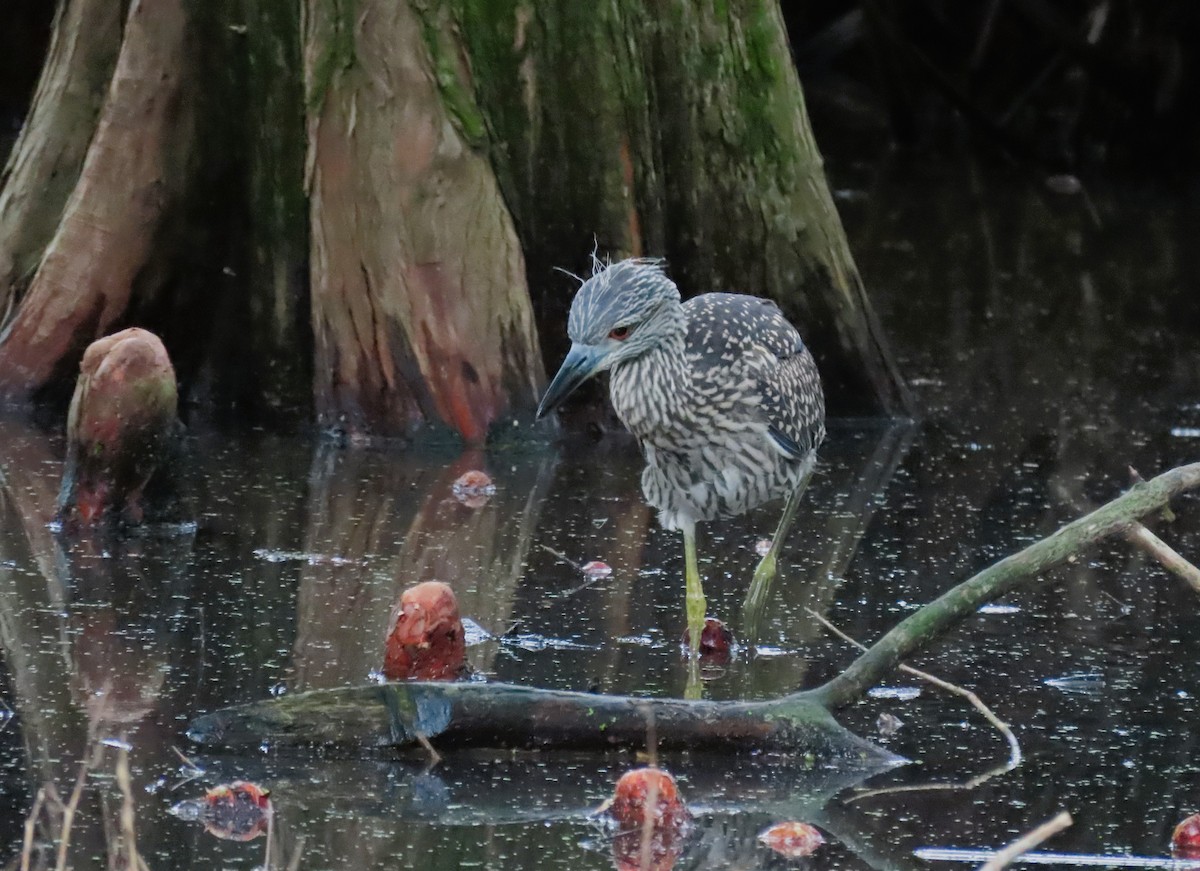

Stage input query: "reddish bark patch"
[{"left": 383, "top": 581, "right": 466, "bottom": 681}]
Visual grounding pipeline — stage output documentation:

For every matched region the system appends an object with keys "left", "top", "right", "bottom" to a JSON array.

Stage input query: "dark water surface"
[{"left": 1, "top": 156, "right": 1198, "bottom": 869}]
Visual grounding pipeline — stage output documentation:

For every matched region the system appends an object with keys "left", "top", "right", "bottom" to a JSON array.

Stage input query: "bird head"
[{"left": 537, "top": 258, "right": 682, "bottom": 419}]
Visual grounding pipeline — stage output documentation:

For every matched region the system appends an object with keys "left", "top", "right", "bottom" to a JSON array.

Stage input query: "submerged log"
[
  {"left": 188, "top": 462, "right": 1200, "bottom": 757},
  {"left": 55, "top": 328, "right": 186, "bottom": 529},
  {"left": 187, "top": 679, "right": 891, "bottom": 762}
]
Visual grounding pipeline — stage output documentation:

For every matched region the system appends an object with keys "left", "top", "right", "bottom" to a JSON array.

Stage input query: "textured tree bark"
[
  {"left": 0, "top": 0, "right": 123, "bottom": 327},
  {"left": 303, "top": 0, "right": 545, "bottom": 443},
  {"left": 0, "top": 0, "right": 189, "bottom": 404},
  {"left": 440, "top": 0, "right": 911, "bottom": 417}
]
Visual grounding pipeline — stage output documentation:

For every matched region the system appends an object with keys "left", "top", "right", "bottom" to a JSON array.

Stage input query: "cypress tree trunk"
[
  {"left": 437, "top": 0, "right": 911, "bottom": 417},
  {"left": 0, "top": 0, "right": 190, "bottom": 404},
  {"left": 0, "top": 0, "right": 123, "bottom": 331},
  {"left": 0, "top": 0, "right": 908, "bottom": 424},
  {"left": 303, "top": 0, "right": 546, "bottom": 443}
]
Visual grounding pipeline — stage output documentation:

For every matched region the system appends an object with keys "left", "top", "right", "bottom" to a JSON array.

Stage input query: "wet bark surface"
[
  {"left": 0, "top": 0, "right": 189, "bottom": 405},
  {"left": 304, "top": 0, "right": 545, "bottom": 443},
  {"left": 440, "top": 0, "right": 910, "bottom": 418},
  {"left": 0, "top": 0, "right": 122, "bottom": 327}
]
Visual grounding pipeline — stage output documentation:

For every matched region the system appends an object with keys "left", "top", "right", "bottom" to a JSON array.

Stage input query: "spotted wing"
[{"left": 683, "top": 293, "right": 825, "bottom": 459}]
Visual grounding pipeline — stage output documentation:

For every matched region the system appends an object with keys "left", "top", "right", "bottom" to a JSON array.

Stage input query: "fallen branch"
[
  {"left": 187, "top": 680, "right": 895, "bottom": 762},
  {"left": 978, "top": 811, "right": 1073, "bottom": 871},
  {"left": 806, "top": 608, "right": 1020, "bottom": 769},
  {"left": 188, "top": 462, "right": 1200, "bottom": 757},
  {"left": 812, "top": 462, "right": 1200, "bottom": 710}
]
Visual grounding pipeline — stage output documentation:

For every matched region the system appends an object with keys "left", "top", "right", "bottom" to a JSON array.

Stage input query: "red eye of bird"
[{"left": 609, "top": 325, "right": 631, "bottom": 341}]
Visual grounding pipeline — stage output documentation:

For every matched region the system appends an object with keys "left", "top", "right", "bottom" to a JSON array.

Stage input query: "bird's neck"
[{"left": 608, "top": 304, "right": 688, "bottom": 434}]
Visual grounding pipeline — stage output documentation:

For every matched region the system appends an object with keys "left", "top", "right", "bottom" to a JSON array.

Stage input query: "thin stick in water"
[
  {"left": 21, "top": 787, "right": 46, "bottom": 871},
  {"left": 1125, "top": 522, "right": 1200, "bottom": 592},
  {"left": 978, "top": 811, "right": 1073, "bottom": 871},
  {"left": 807, "top": 608, "right": 1021, "bottom": 769}
]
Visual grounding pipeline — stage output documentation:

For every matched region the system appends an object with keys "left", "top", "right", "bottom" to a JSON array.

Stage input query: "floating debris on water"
[
  {"left": 978, "top": 603, "right": 1022, "bottom": 615},
  {"left": 868, "top": 686, "right": 922, "bottom": 701},
  {"left": 252, "top": 548, "right": 360, "bottom": 567},
  {"left": 461, "top": 616, "right": 492, "bottom": 646},
  {"left": 616, "top": 634, "right": 655, "bottom": 647},
  {"left": 752, "top": 645, "right": 790, "bottom": 659},
  {"left": 1171, "top": 427, "right": 1200, "bottom": 439},
  {"left": 758, "top": 821, "right": 825, "bottom": 858},
  {"left": 505, "top": 633, "right": 594, "bottom": 652},
  {"left": 580, "top": 560, "right": 612, "bottom": 579},
  {"left": 451, "top": 470, "right": 496, "bottom": 508},
  {"left": 877, "top": 712, "right": 904, "bottom": 736},
  {"left": 100, "top": 736, "right": 133, "bottom": 751},
  {"left": 1044, "top": 672, "right": 1105, "bottom": 694},
  {"left": 754, "top": 538, "right": 772, "bottom": 557}
]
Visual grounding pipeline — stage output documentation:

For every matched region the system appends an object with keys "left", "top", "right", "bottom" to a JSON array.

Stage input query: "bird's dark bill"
[{"left": 536, "top": 345, "right": 599, "bottom": 419}]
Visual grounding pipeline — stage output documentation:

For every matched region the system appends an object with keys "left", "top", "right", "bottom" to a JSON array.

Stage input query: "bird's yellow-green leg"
[
  {"left": 682, "top": 521, "right": 705, "bottom": 657},
  {"left": 743, "top": 469, "right": 813, "bottom": 640}
]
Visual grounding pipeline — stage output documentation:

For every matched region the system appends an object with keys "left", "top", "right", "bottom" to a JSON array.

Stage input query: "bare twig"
[
  {"left": 263, "top": 807, "right": 274, "bottom": 871},
  {"left": 638, "top": 774, "right": 660, "bottom": 871},
  {"left": 285, "top": 834, "right": 307, "bottom": 871},
  {"left": 21, "top": 787, "right": 46, "bottom": 871},
  {"left": 56, "top": 740, "right": 105, "bottom": 871},
  {"left": 808, "top": 608, "right": 1021, "bottom": 769},
  {"left": 977, "top": 811, "right": 1073, "bottom": 871},
  {"left": 414, "top": 732, "right": 441, "bottom": 767},
  {"left": 1125, "top": 523, "right": 1200, "bottom": 592},
  {"left": 539, "top": 544, "right": 582, "bottom": 572},
  {"left": 115, "top": 743, "right": 145, "bottom": 871}
]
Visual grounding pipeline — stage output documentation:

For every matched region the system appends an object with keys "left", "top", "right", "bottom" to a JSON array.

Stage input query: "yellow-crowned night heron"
[{"left": 537, "top": 258, "right": 825, "bottom": 656}]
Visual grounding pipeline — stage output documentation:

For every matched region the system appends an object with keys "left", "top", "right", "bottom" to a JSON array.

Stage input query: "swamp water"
[{"left": 0, "top": 154, "right": 1198, "bottom": 869}]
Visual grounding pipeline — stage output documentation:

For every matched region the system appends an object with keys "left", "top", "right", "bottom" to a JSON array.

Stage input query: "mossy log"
[
  {"left": 187, "top": 679, "right": 891, "bottom": 762},
  {"left": 188, "top": 462, "right": 1200, "bottom": 758}
]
